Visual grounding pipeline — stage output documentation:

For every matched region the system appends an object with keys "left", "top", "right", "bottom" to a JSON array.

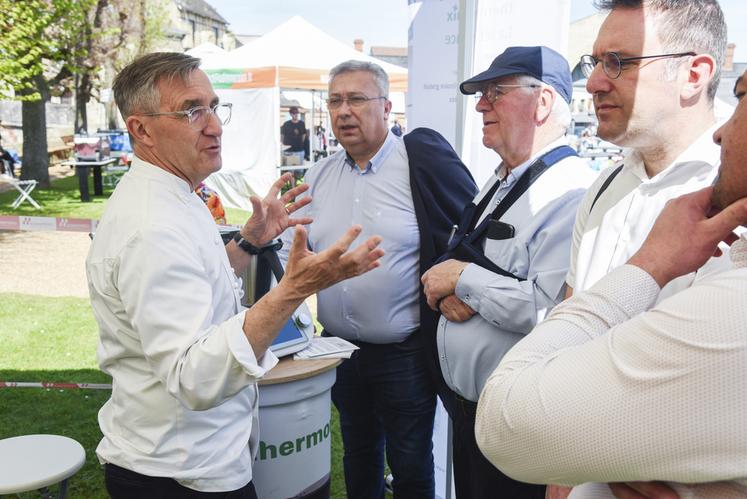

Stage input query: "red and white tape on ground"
[
  {"left": 0, "top": 215, "right": 98, "bottom": 233},
  {"left": 0, "top": 381, "right": 112, "bottom": 390}
]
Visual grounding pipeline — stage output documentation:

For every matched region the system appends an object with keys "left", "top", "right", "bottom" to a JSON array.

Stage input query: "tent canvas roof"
[
  {"left": 186, "top": 42, "right": 227, "bottom": 58},
  {"left": 201, "top": 16, "right": 407, "bottom": 91}
]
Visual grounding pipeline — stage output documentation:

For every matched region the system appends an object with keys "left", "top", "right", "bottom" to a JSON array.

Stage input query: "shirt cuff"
[
  {"left": 455, "top": 262, "right": 504, "bottom": 311},
  {"left": 225, "top": 310, "right": 279, "bottom": 377}
]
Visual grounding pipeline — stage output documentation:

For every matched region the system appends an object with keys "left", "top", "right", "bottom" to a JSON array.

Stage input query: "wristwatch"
[{"left": 232, "top": 232, "right": 283, "bottom": 255}]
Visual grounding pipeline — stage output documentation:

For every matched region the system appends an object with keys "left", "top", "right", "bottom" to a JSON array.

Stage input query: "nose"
[
  {"left": 586, "top": 61, "right": 611, "bottom": 95},
  {"left": 475, "top": 94, "right": 492, "bottom": 113},
  {"left": 713, "top": 123, "right": 724, "bottom": 145},
  {"left": 204, "top": 111, "right": 223, "bottom": 136},
  {"left": 332, "top": 100, "right": 353, "bottom": 118}
]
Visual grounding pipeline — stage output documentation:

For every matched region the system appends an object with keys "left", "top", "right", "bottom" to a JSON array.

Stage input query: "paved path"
[
  {"left": 0, "top": 225, "right": 318, "bottom": 313},
  {"left": 0, "top": 230, "right": 91, "bottom": 297}
]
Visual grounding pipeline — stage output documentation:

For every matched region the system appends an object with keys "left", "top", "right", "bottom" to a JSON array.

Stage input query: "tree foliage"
[
  {"left": 0, "top": 0, "right": 92, "bottom": 101},
  {"left": 0, "top": 0, "right": 166, "bottom": 185},
  {"left": 0, "top": 0, "right": 93, "bottom": 185},
  {"left": 73, "top": 0, "right": 169, "bottom": 132}
]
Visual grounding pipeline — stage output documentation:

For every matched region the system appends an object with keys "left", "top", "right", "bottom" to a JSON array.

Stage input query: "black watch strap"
[{"left": 232, "top": 232, "right": 283, "bottom": 255}]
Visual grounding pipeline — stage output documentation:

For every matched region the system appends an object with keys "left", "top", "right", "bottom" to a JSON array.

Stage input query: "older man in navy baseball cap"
[
  {"left": 421, "top": 45, "right": 594, "bottom": 498},
  {"left": 460, "top": 45, "right": 573, "bottom": 103}
]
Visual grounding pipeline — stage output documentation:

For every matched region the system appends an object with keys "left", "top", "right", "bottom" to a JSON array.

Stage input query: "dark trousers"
[
  {"left": 330, "top": 332, "right": 437, "bottom": 499},
  {"left": 104, "top": 463, "right": 258, "bottom": 499},
  {"left": 446, "top": 394, "right": 546, "bottom": 499},
  {"left": 0, "top": 149, "right": 15, "bottom": 177}
]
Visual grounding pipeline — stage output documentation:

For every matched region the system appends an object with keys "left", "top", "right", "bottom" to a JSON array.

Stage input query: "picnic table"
[{"left": 66, "top": 157, "right": 117, "bottom": 202}]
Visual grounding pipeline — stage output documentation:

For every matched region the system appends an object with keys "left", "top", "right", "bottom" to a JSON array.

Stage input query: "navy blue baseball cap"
[{"left": 460, "top": 46, "right": 573, "bottom": 103}]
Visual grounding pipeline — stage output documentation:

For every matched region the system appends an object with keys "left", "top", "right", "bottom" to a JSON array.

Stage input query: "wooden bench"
[
  {"left": 47, "top": 135, "right": 75, "bottom": 164},
  {"left": 48, "top": 144, "right": 74, "bottom": 164}
]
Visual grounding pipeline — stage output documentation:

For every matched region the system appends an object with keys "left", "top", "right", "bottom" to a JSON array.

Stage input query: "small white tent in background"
[
  {"left": 195, "top": 16, "right": 408, "bottom": 210},
  {"left": 186, "top": 42, "right": 227, "bottom": 58}
]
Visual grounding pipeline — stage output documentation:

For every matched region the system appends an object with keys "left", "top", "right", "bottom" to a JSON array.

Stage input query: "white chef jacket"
[{"left": 86, "top": 157, "right": 277, "bottom": 492}]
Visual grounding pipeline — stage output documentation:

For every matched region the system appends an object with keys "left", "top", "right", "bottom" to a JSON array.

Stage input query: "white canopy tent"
[
  {"left": 186, "top": 42, "right": 226, "bottom": 58},
  {"left": 196, "top": 16, "right": 408, "bottom": 210}
]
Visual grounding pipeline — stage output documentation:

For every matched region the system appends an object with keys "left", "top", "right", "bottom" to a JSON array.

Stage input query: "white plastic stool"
[{"left": 0, "top": 434, "right": 85, "bottom": 498}]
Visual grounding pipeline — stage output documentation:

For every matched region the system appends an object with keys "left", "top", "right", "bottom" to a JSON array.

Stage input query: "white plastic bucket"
[{"left": 254, "top": 366, "right": 336, "bottom": 498}]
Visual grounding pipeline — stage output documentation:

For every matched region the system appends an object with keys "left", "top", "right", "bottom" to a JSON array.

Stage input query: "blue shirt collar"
[
  {"left": 344, "top": 130, "right": 396, "bottom": 174},
  {"left": 494, "top": 138, "right": 568, "bottom": 185}
]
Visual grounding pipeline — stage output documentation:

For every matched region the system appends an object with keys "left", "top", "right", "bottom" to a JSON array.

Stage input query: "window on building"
[
  {"left": 214, "top": 27, "right": 220, "bottom": 45},
  {"left": 190, "top": 20, "right": 196, "bottom": 47}
]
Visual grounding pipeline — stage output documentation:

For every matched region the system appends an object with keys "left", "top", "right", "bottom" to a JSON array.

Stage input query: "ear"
[
  {"left": 125, "top": 115, "right": 155, "bottom": 148},
  {"left": 383, "top": 99, "right": 392, "bottom": 121},
  {"left": 535, "top": 87, "right": 555, "bottom": 124},
  {"left": 681, "top": 54, "right": 716, "bottom": 100}
]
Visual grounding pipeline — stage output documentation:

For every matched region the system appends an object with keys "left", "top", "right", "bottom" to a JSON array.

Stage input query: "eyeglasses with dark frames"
[
  {"left": 579, "top": 51, "right": 696, "bottom": 80},
  {"left": 474, "top": 83, "right": 541, "bottom": 104},
  {"left": 141, "top": 103, "right": 233, "bottom": 128},
  {"left": 326, "top": 95, "right": 387, "bottom": 110}
]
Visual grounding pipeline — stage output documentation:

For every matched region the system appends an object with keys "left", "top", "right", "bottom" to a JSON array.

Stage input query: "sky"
[{"left": 208, "top": 0, "right": 746, "bottom": 62}]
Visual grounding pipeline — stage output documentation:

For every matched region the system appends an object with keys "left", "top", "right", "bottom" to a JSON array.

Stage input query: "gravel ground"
[
  {"left": 0, "top": 230, "right": 91, "bottom": 297},
  {"left": 1, "top": 164, "right": 317, "bottom": 314},
  {"left": 1, "top": 164, "right": 91, "bottom": 297}
]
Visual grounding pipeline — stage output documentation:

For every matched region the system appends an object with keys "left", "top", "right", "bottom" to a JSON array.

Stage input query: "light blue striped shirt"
[{"left": 279, "top": 131, "right": 420, "bottom": 343}]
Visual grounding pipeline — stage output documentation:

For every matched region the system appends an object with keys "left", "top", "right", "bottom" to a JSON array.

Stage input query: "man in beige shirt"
[{"left": 476, "top": 71, "right": 747, "bottom": 498}]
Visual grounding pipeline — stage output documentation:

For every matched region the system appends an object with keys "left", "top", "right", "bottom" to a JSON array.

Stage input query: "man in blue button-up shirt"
[
  {"left": 280, "top": 60, "right": 475, "bottom": 499},
  {"left": 421, "top": 46, "right": 596, "bottom": 499}
]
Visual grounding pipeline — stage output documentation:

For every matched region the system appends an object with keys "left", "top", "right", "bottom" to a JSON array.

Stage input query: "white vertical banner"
[
  {"left": 408, "top": 3, "right": 461, "bottom": 498},
  {"left": 407, "top": 0, "right": 461, "bottom": 146},
  {"left": 460, "top": 0, "right": 572, "bottom": 186},
  {"left": 407, "top": 1, "right": 571, "bottom": 498}
]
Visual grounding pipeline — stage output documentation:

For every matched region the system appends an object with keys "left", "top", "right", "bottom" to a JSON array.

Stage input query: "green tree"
[
  {"left": 0, "top": 0, "right": 167, "bottom": 186},
  {"left": 73, "top": 0, "right": 168, "bottom": 133},
  {"left": 0, "top": 0, "right": 93, "bottom": 187}
]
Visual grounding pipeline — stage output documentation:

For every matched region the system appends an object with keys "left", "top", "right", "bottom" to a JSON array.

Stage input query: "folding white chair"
[
  {"left": 102, "top": 163, "right": 129, "bottom": 187},
  {"left": 1, "top": 163, "right": 40, "bottom": 209}
]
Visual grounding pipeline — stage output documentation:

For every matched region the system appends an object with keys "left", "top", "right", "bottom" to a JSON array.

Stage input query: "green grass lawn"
[
  {"left": 0, "top": 173, "right": 250, "bottom": 224},
  {"left": 0, "top": 292, "right": 347, "bottom": 498},
  {"left": 0, "top": 174, "right": 350, "bottom": 498}
]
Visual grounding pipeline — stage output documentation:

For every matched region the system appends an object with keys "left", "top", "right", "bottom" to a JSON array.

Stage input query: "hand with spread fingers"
[
  {"left": 438, "top": 294, "right": 476, "bottom": 322},
  {"left": 240, "top": 173, "right": 313, "bottom": 246},
  {"left": 280, "top": 224, "right": 385, "bottom": 300}
]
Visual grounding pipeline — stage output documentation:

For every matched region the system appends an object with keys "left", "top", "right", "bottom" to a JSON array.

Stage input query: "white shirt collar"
[
  {"left": 129, "top": 156, "right": 193, "bottom": 196},
  {"left": 623, "top": 122, "right": 723, "bottom": 184}
]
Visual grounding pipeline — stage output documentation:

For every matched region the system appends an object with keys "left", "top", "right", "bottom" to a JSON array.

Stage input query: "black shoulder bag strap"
[
  {"left": 443, "top": 145, "right": 578, "bottom": 280},
  {"left": 589, "top": 164, "right": 623, "bottom": 213}
]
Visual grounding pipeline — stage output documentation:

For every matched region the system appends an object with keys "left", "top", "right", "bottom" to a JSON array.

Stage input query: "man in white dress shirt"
[
  {"left": 567, "top": 0, "right": 728, "bottom": 300},
  {"left": 87, "top": 52, "right": 384, "bottom": 498},
  {"left": 476, "top": 70, "right": 747, "bottom": 498}
]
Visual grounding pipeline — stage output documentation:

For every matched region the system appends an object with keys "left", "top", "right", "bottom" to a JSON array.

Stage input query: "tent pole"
[{"left": 310, "top": 89, "right": 315, "bottom": 164}]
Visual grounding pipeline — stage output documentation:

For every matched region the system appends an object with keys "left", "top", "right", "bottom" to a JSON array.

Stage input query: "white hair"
[{"left": 513, "top": 74, "right": 571, "bottom": 131}]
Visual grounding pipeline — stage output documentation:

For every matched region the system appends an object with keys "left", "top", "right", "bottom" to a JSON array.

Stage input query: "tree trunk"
[
  {"left": 75, "top": 72, "right": 90, "bottom": 134},
  {"left": 20, "top": 75, "right": 50, "bottom": 188}
]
